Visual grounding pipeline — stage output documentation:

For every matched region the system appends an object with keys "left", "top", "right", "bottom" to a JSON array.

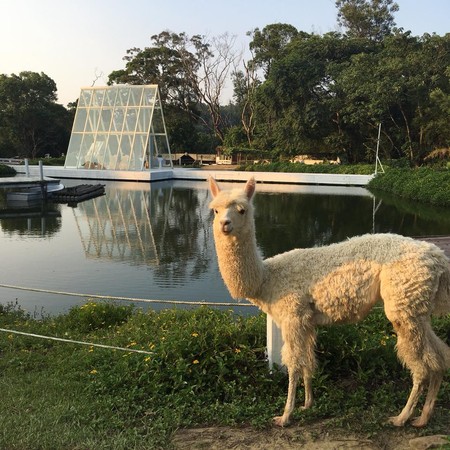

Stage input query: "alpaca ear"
[
  {"left": 209, "top": 176, "right": 221, "bottom": 198},
  {"left": 245, "top": 177, "right": 256, "bottom": 200}
]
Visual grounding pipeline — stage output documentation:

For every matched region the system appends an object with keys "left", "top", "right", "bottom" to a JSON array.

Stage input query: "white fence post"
[{"left": 266, "top": 315, "right": 283, "bottom": 369}]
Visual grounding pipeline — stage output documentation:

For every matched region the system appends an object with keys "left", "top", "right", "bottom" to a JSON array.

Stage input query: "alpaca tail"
[{"left": 433, "top": 265, "right": 450, "bottom": 316}]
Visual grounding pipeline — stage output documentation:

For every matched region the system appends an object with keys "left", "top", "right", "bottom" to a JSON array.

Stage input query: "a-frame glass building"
[{"left": 64, "top": 85, "right": 172, "bottom": 170}]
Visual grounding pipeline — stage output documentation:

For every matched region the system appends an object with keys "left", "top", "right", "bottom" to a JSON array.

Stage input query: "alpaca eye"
[
  {"left": 238, "top": 208, "right": 245, "bottom": 215},
  {"left": 214, "top": 209, "right": 218, "bottom": 214}
]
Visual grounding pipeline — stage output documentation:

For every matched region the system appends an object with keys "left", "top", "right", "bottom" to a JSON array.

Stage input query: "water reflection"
[
  {"left": 73, "top": 181, "right": 214, "bottom": 284},
  {"left": 0, "top": 191, "right": 61, "bottom": 236}
]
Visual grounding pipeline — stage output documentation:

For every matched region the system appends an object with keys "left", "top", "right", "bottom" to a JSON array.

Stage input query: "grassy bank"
[
  {"left": 0, "top": 302, "right": 449, "bottom": 449},
  {"left": 368, "top": 167, "right": 450, "bottom": 207},
  {"left": 238, "top": 161, "right": 374, "bottom": 174}
]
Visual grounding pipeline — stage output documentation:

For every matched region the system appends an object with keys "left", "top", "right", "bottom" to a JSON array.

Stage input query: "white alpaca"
[{"left": 209, "top": 177, "right": 450, "bottom": 427}]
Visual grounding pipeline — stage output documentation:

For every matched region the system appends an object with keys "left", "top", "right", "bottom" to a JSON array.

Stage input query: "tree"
[
  {"left": 0, "top": 71, "right": 71, "bottom": 158},
  {"left": 336, "top": 0, "right": 399, "bottom": 41},
  {"left": 248, "top": 23, "right": 300, "bottom": 77},
  {"left": 109, "top": 31, "right": 240, "bottom": 149}
]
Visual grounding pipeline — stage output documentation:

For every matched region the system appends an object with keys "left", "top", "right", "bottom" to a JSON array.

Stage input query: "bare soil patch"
[{"left": 172, "top": 422, "right": 449, "bottom": 450}]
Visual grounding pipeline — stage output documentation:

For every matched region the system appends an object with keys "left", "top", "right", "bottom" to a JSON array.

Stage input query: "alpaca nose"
[{"left": 220, "top": 219, "right": 231, "bottom": 227}]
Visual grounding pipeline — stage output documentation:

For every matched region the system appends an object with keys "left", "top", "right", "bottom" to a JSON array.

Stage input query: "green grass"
[{"left": 0, "top": 302, "right": 449, "bottom": 449}]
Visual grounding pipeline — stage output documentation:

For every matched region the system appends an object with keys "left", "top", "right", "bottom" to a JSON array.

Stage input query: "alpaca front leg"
[{"left": 273, "top": 367, "right": 300, "bottom": 427}]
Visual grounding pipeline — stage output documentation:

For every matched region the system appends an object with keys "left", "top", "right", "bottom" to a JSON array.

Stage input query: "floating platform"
[{"left": 49, "top": 184, "right": 105, "bottom": 204}]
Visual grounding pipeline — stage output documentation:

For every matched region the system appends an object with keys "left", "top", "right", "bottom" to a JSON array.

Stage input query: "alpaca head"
[{"left": 209, "top": 177, "right": 256, "bottom": 238}]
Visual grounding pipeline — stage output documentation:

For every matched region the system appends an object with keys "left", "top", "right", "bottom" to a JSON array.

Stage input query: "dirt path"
[{"left": 172, "top": 423, "right": 449, "bottom": 449}]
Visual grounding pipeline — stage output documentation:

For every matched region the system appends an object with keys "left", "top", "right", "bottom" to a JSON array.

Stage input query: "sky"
[{"left": 1, "top": 0, "right": 449, "bottom": 106}]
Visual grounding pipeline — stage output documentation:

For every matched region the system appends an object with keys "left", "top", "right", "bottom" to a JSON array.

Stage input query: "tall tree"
[
  {"left": 248, "top": 23, "right": 300, "bottom": 77},
  {"left": 0, "top": 71, "right": 71, "bottom": 158},
  {"left": 109, "top": 31, "right": 240, "bottom": 147},
  {"left": 336, "top": 0, "right": 399, "bottom": 41}
]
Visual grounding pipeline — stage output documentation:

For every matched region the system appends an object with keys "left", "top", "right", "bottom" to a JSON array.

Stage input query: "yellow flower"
[
  {"left": 127, "top": 341, "right": 137, "bottom": 347},
  {"left": 88, "top": 346, "right": 94, "bottom": 352},
  {"left": 191, "top": 332, "right": 199, "bottom": 337},
  {"left": 193, "top": 359, "right": 200, "bottom": 365},
  {"left": 90, "top": 369, "right": 98, "bottom": 375},
  {"left": 7, "top": 334, "right": 13, "bottom": 340},
  {"left": 144, "top": 356, "right": 151, "bottom": 362},
  {"left": 234, "top": 348, "right": 241, "bottom": 353}
]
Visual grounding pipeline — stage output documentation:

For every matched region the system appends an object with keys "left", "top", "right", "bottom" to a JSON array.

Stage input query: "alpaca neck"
[{"left": 214, "top": 226, "right": 265, "bottom": 300}]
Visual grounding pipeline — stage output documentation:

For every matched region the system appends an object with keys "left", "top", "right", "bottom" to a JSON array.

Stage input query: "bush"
[
  {"left": 238, "top": 161, "right": 374, "bottom": 174},
  {"left": 368, "top": 167, "right": 450, "bottom": 207},
  {"left": 0, "top": 164, "right": 16, "bottom": 177}
]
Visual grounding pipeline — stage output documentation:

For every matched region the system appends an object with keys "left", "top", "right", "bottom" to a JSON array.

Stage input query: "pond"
[{"left": 1, "top": 178, "right": 450, "bottom": 317}]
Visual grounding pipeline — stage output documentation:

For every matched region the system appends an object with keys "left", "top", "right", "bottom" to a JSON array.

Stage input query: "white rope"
[
  {"left": 0, "top": 283, "right": 254, "bottom": 308},
  {"left": 0, "top": 327, "right": 154, "bottom": 355}
]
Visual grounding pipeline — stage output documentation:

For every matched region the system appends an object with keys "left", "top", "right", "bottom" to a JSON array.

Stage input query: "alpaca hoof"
[
  {"left": 273, "top": 416, "right": 290, "bottom": 427},
  {"left": 388, "top": 416, "right": 406, "bottom": 427},
  {"left": 411, "top": 417, "right": 427, "bottom": 428}
]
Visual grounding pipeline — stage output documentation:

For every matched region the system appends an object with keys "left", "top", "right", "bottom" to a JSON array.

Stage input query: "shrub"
[{"left": 368, "top": 167, "right": 450, "bottom": 207}]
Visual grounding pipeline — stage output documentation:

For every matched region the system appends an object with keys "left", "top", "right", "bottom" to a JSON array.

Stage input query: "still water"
[{"left": 1, "top": 178, "right": 450, "bottom": 316}]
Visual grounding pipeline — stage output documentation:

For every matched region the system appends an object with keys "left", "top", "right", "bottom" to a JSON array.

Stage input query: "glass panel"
[
  {"left": 98, "top": 108, "right": 112, "bottom": 132},
  {"left": 85, "top": 108, "right": 101, "bottom": 132},
  {"left": 79, "top": 89, "right": 92, "bottom": 107},
  {"left": 137, "top": 107, "right": 152, "bottom": 132},
  {"left": 93, "top": 134, "right": 107, "bottom": 168},
  {"left": 78, "top": 135, "right": 94, "bottom": 168},
  {"left": 142, "top": 86, "right": 156, "bottom": 105},
  {"left": 124, "top": 108, "right": 138, "bottom": 132},
  {"left": 72, "top": 108, "right": 87, "bottom": 132},
  {"left": 129, "top": 87, "right": 143, "bottom": 106},
  {"left": 92, "top": 89, "right": 105, "bottom": 107},
  {"left": 117, "top": 87, "right": 130, "bottom": 106},
  {"left": 65, "top": 133, "right": 82, "bottom": 167},
  {"left": 106, "top": 134, "right": 120, "bottom": 170},
  {"left": 150, "top": 107, "right": 164, "bottom": 133},
  {"left": 118, "top": 135, "right": 132, "bottom": 170},
  {"left": 104, "top": 89, "right": 117, "bottom": 106},
  {"left": 112, "top": 107, "right": 125, "bottom": 132},
  {"left": 132, "top": 135, "right": 146, "bottom": 170}
]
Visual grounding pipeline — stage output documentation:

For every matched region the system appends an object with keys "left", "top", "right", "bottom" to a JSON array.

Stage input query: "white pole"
[
  {"left": 266, "top": 315, "right": 283, "bottom": 369},
  {"left": 39, "top": 160, "right": 44, "bottom": 180},
  {"left": 25, "top": 158, "right": 30, "bottom": 177}
]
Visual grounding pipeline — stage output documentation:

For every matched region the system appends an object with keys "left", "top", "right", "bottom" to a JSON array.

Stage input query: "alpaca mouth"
[{"left": 221, "top": 225, "right": 233, "bottom": 235}]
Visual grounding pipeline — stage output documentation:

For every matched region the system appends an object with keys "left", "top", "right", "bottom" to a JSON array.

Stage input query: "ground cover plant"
[
  {"left": 368, "top": 167, "right": 450, "bottom": 207},
  {"left": 0, "top": 302, "right": 448, "bottom": 449}
]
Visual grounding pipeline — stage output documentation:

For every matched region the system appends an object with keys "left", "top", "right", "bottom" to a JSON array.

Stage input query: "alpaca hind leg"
[
  {"left": 273, "top": 366, "right": 300, "bottom": 427},
  {"left": 411, "top": 373, "right": 443, "bottom": 428},
  {"left": 388, "top": 375, "right": 426, "bottom": 426},
  {"left": 301, "top": 366, "right": 314, "bottom": 410}
]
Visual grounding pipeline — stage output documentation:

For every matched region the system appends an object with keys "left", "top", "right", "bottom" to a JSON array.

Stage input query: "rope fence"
[
  {"left": 0, "top": 282, "right": 255, "bottom": 308},
  {"left": 0, "top": 327, "right": 154, "bottom": 355},
  {"left": 0, "top": 282, "right": 255, "bottom": 355}
]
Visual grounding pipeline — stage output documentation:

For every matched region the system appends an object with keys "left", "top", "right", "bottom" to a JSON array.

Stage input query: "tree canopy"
[{"left": 0, "top": 71, "right": 72, "bottom": 158}]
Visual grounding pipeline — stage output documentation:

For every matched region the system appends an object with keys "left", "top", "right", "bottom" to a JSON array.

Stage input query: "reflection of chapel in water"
[
  {"left": 64, "top": 85, "right": 172, "bottom": 171},
  {"left": 73, "top": 187, "right": 161, "bottom": 265},
  {"left": 71, "top": 183, "right": 213, "bottom": 273}
]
